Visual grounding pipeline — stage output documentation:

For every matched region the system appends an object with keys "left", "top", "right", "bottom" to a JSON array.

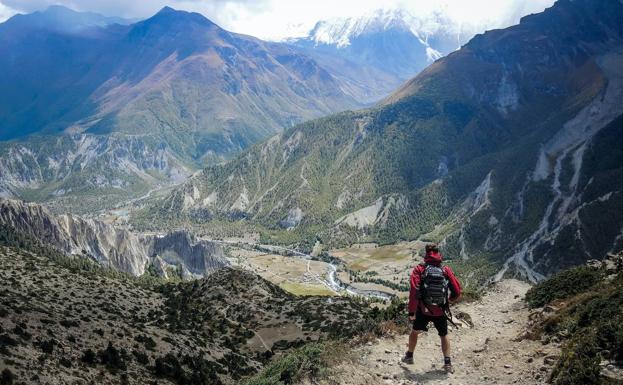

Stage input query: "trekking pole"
[{"left": 445, "top": 306, "right": 459, "bottom": 329}]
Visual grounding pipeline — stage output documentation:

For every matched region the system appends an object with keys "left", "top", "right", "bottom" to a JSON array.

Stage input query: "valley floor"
[{"left": 311, "top": 279, "right": 559, "bottom": 385}]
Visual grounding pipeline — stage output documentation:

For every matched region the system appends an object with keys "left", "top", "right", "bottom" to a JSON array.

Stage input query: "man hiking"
[{"left": 402, "top": 243, "right": 461, "bottom": 373}]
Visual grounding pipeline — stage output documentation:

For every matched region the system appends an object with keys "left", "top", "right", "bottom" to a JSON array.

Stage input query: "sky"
[{"left": 0, "top": 0, "right": 556, "bottom": 40}]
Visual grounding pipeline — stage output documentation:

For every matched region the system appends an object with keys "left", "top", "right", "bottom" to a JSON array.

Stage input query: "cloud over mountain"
[{"left": 0, "top": 0, "right": 555, "bottom": 40}]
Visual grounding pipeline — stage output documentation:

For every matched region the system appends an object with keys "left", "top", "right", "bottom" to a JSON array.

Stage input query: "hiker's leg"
[
  {"left": 408, "top": 330, "right": 420, "bottom": 352},
  {"left": 409, "top": 312, "right": 428, "bottom": 353},
  {"left": 440, "top": 335, "right": 450, "bottom": 357},
  {"left": 432, "top": 316, "right": 450, "bottom": 359}
]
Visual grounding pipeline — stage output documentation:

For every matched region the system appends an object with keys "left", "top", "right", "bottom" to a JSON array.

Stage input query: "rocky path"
[{"left": 315, "top": 280, "right": 559, "bottom": 385}]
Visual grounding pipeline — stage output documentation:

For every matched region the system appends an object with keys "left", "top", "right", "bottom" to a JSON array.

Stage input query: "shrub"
[
  {"left": 134, "top": 334, "right": 157, "bottom": 351},
  {"left": 40, "top": 339, "right": 55, "bottom": 354},
  {"left": 549, "top": 332, "right": 601, "bottom": 385},
  {"left": 525, "top": 266, "right": 602, "bottom": 308},
  {"left": 59, "top": 357, "right": 72, "bottom": 368},
  {"left": 0, "top": 369, "right": 14, "bottom": 385},
  {"left": 81, "top": 349, "right": 96, "bottom": 365},
  {"left": 242, "top": 342, "right": 340, "bottom": 385},
  {"left": 59, "top": 319, "right": 80, "bottom": 328},
  {"left": 99, "top": 342, "right": 127, "bottom": 371},
  {"left": 132, "top": 350, "right": 149, "bottom": 365},
  {"left": 0, "top": 334, "right": 18, "bottom": 348},
  {"left": 535, "top": 269, "right": 623, "bottom": 385}
]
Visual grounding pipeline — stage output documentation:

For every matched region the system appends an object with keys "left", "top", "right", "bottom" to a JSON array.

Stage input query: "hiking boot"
[
  {"left": 401, "top": 354, "right": 414, "bottom": 365},
  {"left": 443, "top": 363, "right": 454, "bottom": 373}
]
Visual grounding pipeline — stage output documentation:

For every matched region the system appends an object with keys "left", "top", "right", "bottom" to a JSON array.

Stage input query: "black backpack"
[{"left": 420, "top": 264, "right": 449, "bottom": 307}]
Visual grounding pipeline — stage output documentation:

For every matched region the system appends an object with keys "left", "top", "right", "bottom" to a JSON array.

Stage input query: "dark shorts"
[{"left": 412, "top": 310, "right": 448, "bottom": 337}]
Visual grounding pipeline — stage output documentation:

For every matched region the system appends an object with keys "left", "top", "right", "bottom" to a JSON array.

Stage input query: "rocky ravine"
[
  {"left": 0, "top": 198, "right": 226, "bottom": 278},
  {"left": 311, "top": 280, "right": 560, "bottom": 385}
]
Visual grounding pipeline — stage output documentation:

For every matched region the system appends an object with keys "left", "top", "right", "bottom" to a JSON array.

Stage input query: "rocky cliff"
[{"left": 0, "top": 198, "right": 226, "bottom": 277}]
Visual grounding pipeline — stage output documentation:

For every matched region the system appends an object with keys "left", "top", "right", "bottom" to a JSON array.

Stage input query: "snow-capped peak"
[
  {"left": 308, "top": 9, "right": 412, "bottom": 48},
  {"left": 304, "top": 8, "right": 454, "bottom": 61}
]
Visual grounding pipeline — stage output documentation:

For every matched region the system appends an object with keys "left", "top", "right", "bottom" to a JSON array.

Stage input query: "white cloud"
[
  {"left": 216, "top": 0, "right": 556, "bottom": 40},
  {"left": 0, "top": 2, "right": 17, "bottom": 22},
  {"left": 0, "top": 0, "right": 556, "bottom": 40}
]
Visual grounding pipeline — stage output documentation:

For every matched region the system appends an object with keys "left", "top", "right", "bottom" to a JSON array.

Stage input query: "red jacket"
[{"left": 408, "top": 251, "right": 461, "bottom": 317}]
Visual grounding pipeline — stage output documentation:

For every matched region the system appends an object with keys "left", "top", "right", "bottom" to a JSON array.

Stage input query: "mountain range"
[
  {"left": 0, "top": 6, "right": 482, "bottom": 213},
  {"left": 0, "top": 6, "right": 390, "bottom": 212},
  {"left": 144, "top": 0, "right": 623, "bottom": 280},
  {"left": 3, "top": 2, "right": 623, "bottom": 382},
  {"left": 0, "top": 5, "right": 364, "bottom": 143},
  {"left": 287, "top": 8, "right": 474, "bottom": 103}
]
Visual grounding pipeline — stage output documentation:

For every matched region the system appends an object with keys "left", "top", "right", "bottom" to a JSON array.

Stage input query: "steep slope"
[
  {"left": 287, "top": 9, "right": 475, "bottom": 103},
  {"left": 0, "top": 198, "right": 226, "bottom": 277},
  {"left": 144, "top": 0, "right": 623, "bottom": 280},
  {"left": 0, "top": 134, "right": 192, "bottom": 212},
  {"left": 524, "top": 251, "right": 623, "bottom": 385},
  {"left": 0, "top": 246, "right": 370, "bottom": 384},
  {"left": 0, "top": 6, "right": 365, "bottom": 211}
]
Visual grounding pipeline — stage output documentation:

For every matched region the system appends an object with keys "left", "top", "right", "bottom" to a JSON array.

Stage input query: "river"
[{"left": 207, "top": 239, "right": 394, "bottom": 300}]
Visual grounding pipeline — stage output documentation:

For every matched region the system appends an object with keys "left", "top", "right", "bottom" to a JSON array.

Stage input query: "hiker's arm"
[
  {"left": 445, "top": 266, "right": 462, "bottom": 302},
  {"left": 408, "top": 266, "right": 422, "bottom": 318}
]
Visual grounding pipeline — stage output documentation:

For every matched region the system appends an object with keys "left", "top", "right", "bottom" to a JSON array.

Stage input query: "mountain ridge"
[
  {"left": 0, "top": 5, "right": 131, "bottom": 34},
  {"left": 0, "top": 6, "right": 377, "bottom": 212},
  {"left": 141, "top": 0, "right": 623, "bottom": 280}
]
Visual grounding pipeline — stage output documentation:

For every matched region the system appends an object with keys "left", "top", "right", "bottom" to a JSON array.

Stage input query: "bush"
[
  {"left": 99, "top": 342, "right": 127, "bottom": 372},
  {"left": 0, "top": 369, "right": 14, "bottom": 385},
  {"left": 132, "top": 350, "right": 149, "bottom": 365},
  {"left": 81, "top": 349, "right": 96, "bottom": 365},
  {"left": 550, "top": 332, "right": 601, "bottom": 385},
  {"left": 153, "top": 352, "right": 223, "bottom": 385},
  {"left": 242, "top": 342, "right": 338, "bottom": 385},
  {"left": 535, "top": 270, "right": 623, "bottom": 385},
  {"left": 59, "top": 357, "right": 72, "bottom": 368},
  {"left": 525, "top": 266, "right": 602, "bottom": 308},
  {"left": 40, "top": 339, "right": 55, "bottom": 354}
]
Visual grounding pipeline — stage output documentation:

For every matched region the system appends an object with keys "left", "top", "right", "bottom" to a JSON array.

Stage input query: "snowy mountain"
[
  {"left": 305, "top": 9, "right": 449, "bottom": 57},
  {"left": 287, "top": 9, "right": 477, "bottom": 102}
]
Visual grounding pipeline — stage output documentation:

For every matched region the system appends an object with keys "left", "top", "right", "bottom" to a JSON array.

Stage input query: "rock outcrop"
[{"left": 0, "top": 198, "right": 226, "bottom": 277}]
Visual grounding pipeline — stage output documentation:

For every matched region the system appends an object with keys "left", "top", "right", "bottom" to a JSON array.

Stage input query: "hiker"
[{"left": 402, "top": 243, "right": 461, "bottom": 373}]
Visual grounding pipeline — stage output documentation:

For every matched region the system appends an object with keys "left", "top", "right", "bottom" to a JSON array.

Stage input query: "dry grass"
[{"left": 280, "top": 282, "right": 336, "bottom": 297}]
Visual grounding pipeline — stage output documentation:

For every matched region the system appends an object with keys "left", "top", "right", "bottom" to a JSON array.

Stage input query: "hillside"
[
  {"left": 141, "top": 0, "right": 623, "bottom": 280},
  {"left": 524, "top": 251, "right": 623, "bottom": 384},
  {"left": 0, "top": 245, "right": 371, "bottom": 384},
  {"left": 0, "top": 6, "right": 370, "bottom": 212}
]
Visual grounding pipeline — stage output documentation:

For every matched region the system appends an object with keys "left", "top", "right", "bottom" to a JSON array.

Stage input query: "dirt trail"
[{"left": 315, "top": 279, "right": 560, "bottom": 385}]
